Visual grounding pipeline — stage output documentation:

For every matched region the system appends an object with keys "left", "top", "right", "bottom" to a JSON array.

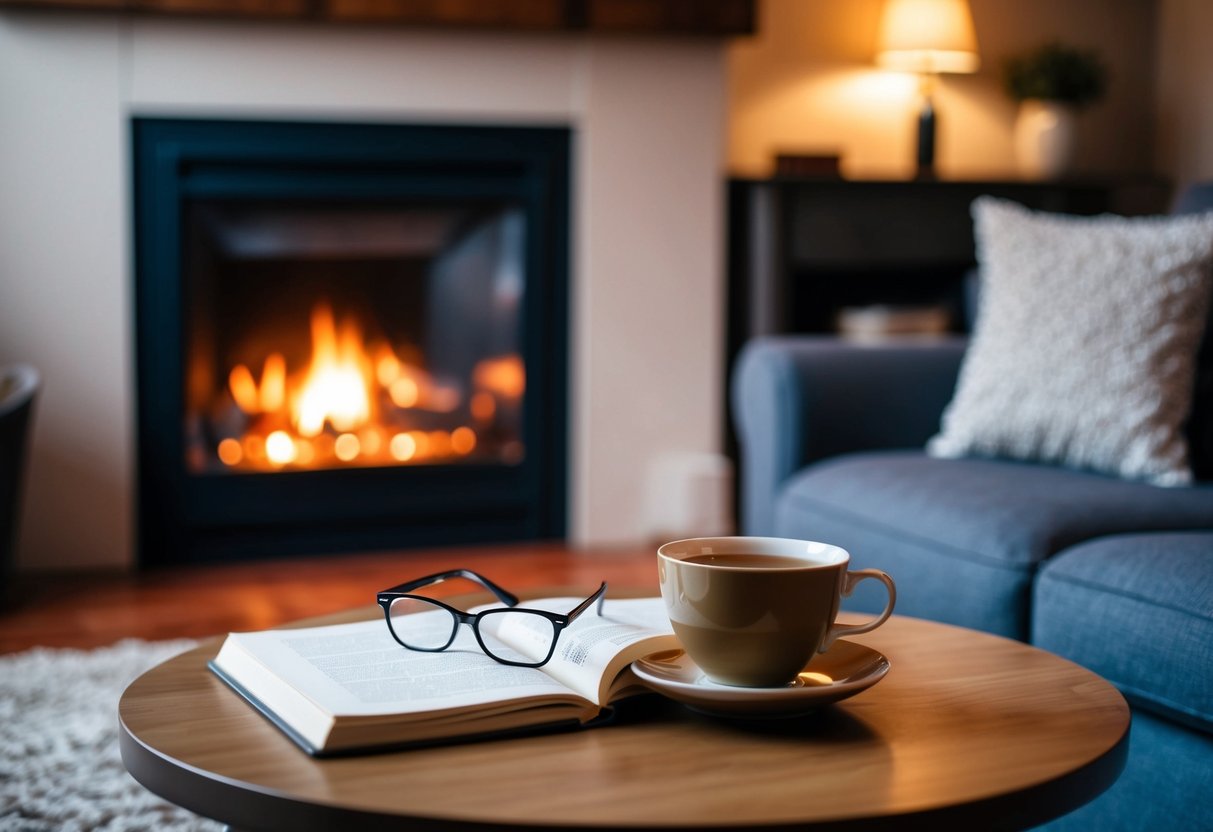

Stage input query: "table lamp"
[{"left": 876, "top": 0, "right": 980, "bottom": 179}]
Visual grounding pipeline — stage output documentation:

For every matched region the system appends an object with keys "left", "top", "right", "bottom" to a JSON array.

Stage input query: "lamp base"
[{"left": 916, "top": 96, "right": 936, "bottom": 179}]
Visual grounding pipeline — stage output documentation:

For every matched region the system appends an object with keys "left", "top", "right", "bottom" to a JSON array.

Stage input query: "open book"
[{"left": 209, "top": 595, "right": 677, "bottom": 756}]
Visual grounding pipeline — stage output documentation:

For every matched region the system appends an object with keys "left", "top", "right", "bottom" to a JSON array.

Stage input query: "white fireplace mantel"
[{"left": 0, "top": 12, "right": 726, "bottom": 568}]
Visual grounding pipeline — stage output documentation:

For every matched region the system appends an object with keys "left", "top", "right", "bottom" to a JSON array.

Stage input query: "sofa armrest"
[{"left": 731, "top": 336, "right": 968, "bottom": 535}]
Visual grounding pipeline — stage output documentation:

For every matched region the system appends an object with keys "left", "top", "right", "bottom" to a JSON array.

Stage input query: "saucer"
[{"left": 631, "top": 640, "right": 890, "bottom": 718}]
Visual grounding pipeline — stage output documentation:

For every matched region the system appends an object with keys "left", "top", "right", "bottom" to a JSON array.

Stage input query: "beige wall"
[
  {"left": 0, "top": 13, "right": 726, "bottom": 569},
  {"left": 1155, "top": 0, "right": 1213, "bottom": 190},
  {"left": 0, "top": 15, "right": 130, "bottom": 571},
  {"left": 729, "top": 0, "right": 1159, "bottom": 180}
]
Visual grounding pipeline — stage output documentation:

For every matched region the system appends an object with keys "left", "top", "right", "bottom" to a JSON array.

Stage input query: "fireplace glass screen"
[
  {"left": 135, "top": 118, "right": 568, "bottom": 564},
  {"left": 184, "top": 202, "right": 527, "bottom": 475}
]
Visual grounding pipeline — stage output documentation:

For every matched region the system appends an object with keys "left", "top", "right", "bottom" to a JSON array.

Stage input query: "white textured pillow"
[{"left": 928, "top": 197, "right": 1213, "bottom": 486}]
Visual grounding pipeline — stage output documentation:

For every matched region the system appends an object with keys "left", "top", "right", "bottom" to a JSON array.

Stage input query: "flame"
[
  {"left": 294, "top": 304, "right": 373, "bottom": 437},
  {"left": 217, "top": 438, "right": 243, "bottom": 466},
  {"left": 229, "top": 364, "right": 259, "bottom": 413},
  {"left": 213, "top": 300, "right": 521, "bottom": 472},
  {"left": 389, "top": 432, "right": 416, "bottom": 461},
  {"left": 473, "top": 355, "right": 525, "bottom": 400},
  {"left": 266, "top": 430, "right": 297, "bottom": 466},
  {"left": 260, "top": 353, "right": 286, "bottom": 412},
  {"left": 451, "top": 426, "right": 477, "bottom": 455}
]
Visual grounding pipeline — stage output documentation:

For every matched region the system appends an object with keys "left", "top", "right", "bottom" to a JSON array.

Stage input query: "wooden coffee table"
[{"left": 119, "top": 599, "right": 1129, "bottom": 831}]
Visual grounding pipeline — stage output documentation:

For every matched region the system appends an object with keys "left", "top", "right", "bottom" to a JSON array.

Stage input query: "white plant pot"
[{"left": 1013, "top": 100, "right": 1077, "bottom": 180}]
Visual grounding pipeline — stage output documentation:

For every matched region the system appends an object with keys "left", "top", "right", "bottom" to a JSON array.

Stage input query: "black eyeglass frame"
[{"left": 376, "top": 569, "right": 607, "bottom": 668}]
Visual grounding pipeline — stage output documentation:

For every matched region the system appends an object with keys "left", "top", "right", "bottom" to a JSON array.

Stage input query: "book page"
[
  {"left": 473, "top": 596, "right": 676, "bottom": 706},
  {"left": 221, "top": 616, "right": 581, "bottom": 718}
]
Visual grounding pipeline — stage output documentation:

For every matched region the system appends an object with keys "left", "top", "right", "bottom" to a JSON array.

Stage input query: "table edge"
[{"left": 118, "top": 605, "right": 1132, "bottom": 831}]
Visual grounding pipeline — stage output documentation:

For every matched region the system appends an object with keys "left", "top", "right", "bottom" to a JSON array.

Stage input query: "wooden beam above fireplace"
[{"left": 0, "top": 0, "right": 756, "bottom": 35}]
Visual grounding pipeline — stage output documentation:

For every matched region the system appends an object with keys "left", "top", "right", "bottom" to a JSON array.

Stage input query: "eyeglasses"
[{"left": 376, "top": 569, "right": 607, "bottom": 668}]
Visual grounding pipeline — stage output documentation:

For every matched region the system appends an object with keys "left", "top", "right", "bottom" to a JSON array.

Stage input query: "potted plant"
[{"left": 1003, "top": 43, "right": 1107, "bottom": 179}]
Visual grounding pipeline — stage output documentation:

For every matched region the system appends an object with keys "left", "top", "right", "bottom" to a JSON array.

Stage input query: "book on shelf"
[
  {"left": 209, "top": 595, "right": 677, "bottom": 756},
  {"left": 836, "top": 304, "right": 952, "bottom": 342}
]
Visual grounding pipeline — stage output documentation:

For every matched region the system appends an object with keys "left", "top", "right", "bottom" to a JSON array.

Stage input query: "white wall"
[{"left": 0, "top": 13, "right": 727, "bottom": 569}]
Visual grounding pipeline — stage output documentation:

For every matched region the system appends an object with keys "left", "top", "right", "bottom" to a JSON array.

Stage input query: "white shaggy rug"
[{"left": 0, "top": 639, "right": 223, "bottom": 831}]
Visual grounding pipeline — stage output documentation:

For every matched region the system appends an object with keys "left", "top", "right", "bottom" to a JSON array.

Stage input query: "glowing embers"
[{"left": 201, "top": 301, "right": 523, "bottom": 472}]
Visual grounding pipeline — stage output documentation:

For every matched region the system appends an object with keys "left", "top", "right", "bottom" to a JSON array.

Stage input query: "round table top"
[{"left": 119, "top": 598, "right": 1128, "bottom": 831}]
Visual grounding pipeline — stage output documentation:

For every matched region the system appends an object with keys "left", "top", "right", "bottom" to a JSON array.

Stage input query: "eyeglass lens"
[
  {"left": 476, "top": 609, "right": 560, "bottom": 665},
  {"left": 387, "top": 598, "right": 560, "bottom": 666},
  {"left": 387, "top": 598, "right": 457, "bottom": 650}
]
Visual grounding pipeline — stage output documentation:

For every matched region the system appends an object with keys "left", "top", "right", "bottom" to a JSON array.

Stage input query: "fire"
[
  {"left": 265, "top": 430, "right": 297, "bottom": 466},
  {"left": 473, "top": 355, "right": 525, "bottom": 400},
  {"left": 293, "top": 305, "right": 372, "bottom": 437},
  {"left": 213, "top": 300, "right": 520, "bottom": 472}
]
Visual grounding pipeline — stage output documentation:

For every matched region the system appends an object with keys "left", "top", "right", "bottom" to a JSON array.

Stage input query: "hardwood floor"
[{"left": 0, "top": 542, "right": 658, "bottom": 654}]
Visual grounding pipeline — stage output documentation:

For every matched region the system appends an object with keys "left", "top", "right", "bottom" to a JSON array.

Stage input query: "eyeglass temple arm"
[
  {"left": 381, "top": 569, "right": 520, "bottom": 607},
  {"left": 565, "top": 582, "right": 608, "bottom": 623}
]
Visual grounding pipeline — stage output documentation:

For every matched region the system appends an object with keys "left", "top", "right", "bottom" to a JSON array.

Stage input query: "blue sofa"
[
  {"left": 731, "top": 190, "right": 1213, "bottom": 831},
  {"left": 733, "top": 338, "right": 1212, "bottom": 830}
]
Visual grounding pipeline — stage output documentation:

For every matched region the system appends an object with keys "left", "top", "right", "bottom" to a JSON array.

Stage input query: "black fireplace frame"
[{"left": 133, "top": 118, "right": 570, "bottom": 565}]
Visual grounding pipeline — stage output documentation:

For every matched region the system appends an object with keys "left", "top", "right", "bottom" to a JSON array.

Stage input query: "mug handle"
[{"left": 819, "top": 569, "right": 897, "bottom": 653}]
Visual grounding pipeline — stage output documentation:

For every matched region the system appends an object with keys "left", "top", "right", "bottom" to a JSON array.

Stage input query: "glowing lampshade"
[{"left": 877, "top": 0, "right": 980, "bottom": 75}]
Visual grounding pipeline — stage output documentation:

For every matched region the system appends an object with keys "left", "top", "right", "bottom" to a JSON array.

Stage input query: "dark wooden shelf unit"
[
  {"left": 727, "top": 176, "right": 1172, "bottom": 351},
  {"left": 0, "top": 0, "right": 755, "bottom": 34}
]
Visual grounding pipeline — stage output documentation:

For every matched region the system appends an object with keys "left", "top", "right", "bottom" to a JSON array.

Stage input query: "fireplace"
[{"left": 134, "top": 118, "right": 569, "bottom": 564}]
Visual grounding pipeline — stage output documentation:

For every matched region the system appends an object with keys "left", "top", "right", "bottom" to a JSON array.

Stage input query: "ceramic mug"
[{"left": 657, "top": 536, "right": 896, "bottom": 687}]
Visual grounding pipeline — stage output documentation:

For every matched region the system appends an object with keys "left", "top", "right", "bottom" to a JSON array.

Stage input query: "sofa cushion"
[
  {"left": 1037, "top": 707, "right": 1213, "bottom": 831},
  {"left": 929, "top": 198, "right": 1213, "bottom": 486},
  {"left": 773, "top": 451, "right": 1213, "bottom": 638},
  {"left": 1033, "top": 532, "right": 1213, "bottom": 733}
]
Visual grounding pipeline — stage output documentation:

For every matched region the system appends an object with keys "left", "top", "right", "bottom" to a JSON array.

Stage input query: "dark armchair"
[{"left": 1, "top": 364, "right": 39, "bottom": 600}]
